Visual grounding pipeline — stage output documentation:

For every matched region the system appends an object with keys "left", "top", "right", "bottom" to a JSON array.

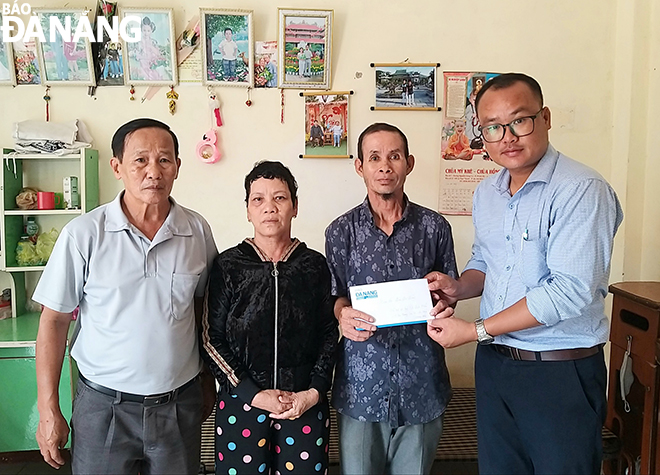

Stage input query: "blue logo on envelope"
[{"left": 355, "top": 290, "right": 378, "bottom": 300}]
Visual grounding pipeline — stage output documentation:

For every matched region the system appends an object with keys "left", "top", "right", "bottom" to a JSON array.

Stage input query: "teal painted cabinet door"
[{"left": 0, "top": 355, "right": 73, "bottom": 452}]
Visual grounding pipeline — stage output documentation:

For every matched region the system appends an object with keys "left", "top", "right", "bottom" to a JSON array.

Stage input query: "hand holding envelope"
[
  {"left": 336, "top": 299, "right": 377, "bottom": 342},
  {"left": 349, "top": 279, "right": 435, "bottom": 328}
]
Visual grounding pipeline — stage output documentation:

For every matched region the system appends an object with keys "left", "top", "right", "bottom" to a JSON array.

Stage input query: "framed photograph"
[
  {"left": 201, "top": 8, "right": 253, "bottom": 87},
  {"left": 33, "top": 9, "right": 95, "bottom": 86},
  {"left": 278, "top": 8, "right": 333, "bottom": 90},
  {"left": 255, "top": 40, "right": 277, "bottom": 88},
  {"left": 373, "top": 63, "right": 439, "bottom": 111},
  {"left": 0, "top": 14, "right": 17, "bottom": 85},
  {"left": 92, "top": 1, "right": 124, "bottom": 86},
  {"left": 13, "top": 40, "right": 41, "bottom": 85},
  {"left": 120, "top": 8, "right": 177, "bottom": 86},
  {"left": 302, "top": 91, "right": 350, "bottom": 159}
]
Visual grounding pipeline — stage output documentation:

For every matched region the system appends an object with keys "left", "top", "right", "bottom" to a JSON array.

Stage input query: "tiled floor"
[
  {"left": 0, "top": 452, "right": 477, "bottom": 475},
  {"left": 0, "top": 451, "right": 71, "bottom": 475}
]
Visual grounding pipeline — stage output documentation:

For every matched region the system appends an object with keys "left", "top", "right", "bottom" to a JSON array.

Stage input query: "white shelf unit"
[{"left": 0, "top": 148, "right": 99, "bottom": 318}]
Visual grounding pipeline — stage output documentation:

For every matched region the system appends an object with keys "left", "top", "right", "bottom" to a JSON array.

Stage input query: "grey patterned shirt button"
[{"left": 325, "top": 196, "right": 458, "bottom": 427}]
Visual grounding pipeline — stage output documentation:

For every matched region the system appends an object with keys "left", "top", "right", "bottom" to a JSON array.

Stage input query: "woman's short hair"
[{"left": 244, "top": 161, "right": 298, "bottom": 205}]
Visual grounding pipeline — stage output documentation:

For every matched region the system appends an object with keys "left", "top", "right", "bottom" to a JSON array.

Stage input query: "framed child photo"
[
  {"left": 120, "top": 8, "right": 177, "bottom": 86},
  {"left": 200, "top": 8, "right": 254, "bottom": 87},
  {"left": 0, "top": 14, "right": 17, "bottom": 86},
  {"left": 34, "top": 9, "right": 96, "bottom": 86},
  {"left": 373, "top": 63, "right": 439, "bottom": 111},
  {"left": 278, "top": 8, "right": 333, "bottom": 90}
]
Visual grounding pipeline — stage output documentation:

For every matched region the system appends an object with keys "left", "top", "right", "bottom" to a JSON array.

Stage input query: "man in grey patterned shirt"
[{"left": 325, "top": 123, "right": 458, "bottom": 475}]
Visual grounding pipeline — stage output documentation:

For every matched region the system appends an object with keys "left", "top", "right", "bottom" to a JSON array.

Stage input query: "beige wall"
[{"left": 0, "top": 0, "right": 657, "bottom": 386}]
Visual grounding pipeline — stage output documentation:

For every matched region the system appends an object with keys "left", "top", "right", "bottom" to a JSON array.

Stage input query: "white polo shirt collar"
[{"left": 103, "top": 191, "right": 193, "bottom": 242}]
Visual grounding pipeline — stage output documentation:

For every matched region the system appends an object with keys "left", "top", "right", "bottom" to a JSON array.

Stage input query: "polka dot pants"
[{"left": 215, "top": 391, "right": 330, "bottom": 475}]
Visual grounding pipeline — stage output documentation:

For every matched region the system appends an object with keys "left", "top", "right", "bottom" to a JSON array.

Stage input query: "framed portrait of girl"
[{"left": 120, "top": 8, "right": 177, "bottom": 86}]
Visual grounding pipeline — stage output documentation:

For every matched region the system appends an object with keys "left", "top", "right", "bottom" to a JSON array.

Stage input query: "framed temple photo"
[
  {"left": 200, "top": 8, "right": 254, "bottom": 87},
  {"left": 0, "top": 14, "right": 17, "bottom": 86},
  {"left": 120, "top": 8, "right": 177, "bottom": 86},
  {"left": 373, "top": 63, "right": 439, "bottom": 111},
  {"left": 34, "top": 9, "right": 95, "bottom": 86},
  {"left": 278, "top": 8, "right": 333, "bottom": 90}
]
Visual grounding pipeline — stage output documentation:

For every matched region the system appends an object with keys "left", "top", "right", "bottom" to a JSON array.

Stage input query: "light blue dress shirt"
[{"left": 464, "top": 145, "right": 623, "bottom": 351}]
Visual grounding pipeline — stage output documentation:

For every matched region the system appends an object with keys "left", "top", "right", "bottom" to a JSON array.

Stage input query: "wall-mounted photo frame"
[
  {"left": 372, "top": 63, "right": 440, "bottom": 111},
  {"left": 278, "top": 8, "right": 333, "bottom": 90},
  {"left": 92, "top": 1, "right": 124, "bottom": 87},
  {"left": 120, "top": 8, "right": 177, "bottom": 86},
  {"left": 200, "top": 8, "right": 254, "bottom": 87},
  {"left": 255, "top": 40, "right": 278, "bottom": 88},
  {"left": 34, "top": 9, "right": 95, "bottom": 86},
  {"left": 301, "top": 91, "right": 351, "bottom": 159},
  {"left": 13, "top": 40, "right": 41, "bottom": 85},
  {"left": 0, "top": 14, "right": 17, "bottom": 86}
]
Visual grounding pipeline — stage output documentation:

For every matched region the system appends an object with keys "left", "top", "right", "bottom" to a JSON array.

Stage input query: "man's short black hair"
[
  {"left": 356, "top": 123, "right": 409, "bottom": 163},
  {"left": 245, "top": 161, "right": 298, "bottom": 206},
  {"left": 224, "top": 27, "right": 232, "bottom": 33},
  {"left": 111, "top": 118, "right": 179, "bottom": 162},
  {"left": 475, "top": 73, "right": 544, "bottom": 113}
]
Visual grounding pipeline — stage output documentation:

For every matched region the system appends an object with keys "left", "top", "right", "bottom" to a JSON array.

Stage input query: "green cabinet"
[
  {"left": 0, "top": 314, "right": 76, "bottom": 452},
  {"left": 0, "top": 148, "right": 98, "bottom": 452}
]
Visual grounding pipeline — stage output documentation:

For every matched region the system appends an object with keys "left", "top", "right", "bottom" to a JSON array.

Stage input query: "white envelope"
[{"left": 349, "top": 278, "right": 433, "bottom": 328}]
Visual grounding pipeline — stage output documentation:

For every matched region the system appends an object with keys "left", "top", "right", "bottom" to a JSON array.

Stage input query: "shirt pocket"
[
  {"left": 517, "top": 237, "right": 550, "bottom": 289},
  {"left": 171, "top": 273, "right": 201, "bottom": 320}
]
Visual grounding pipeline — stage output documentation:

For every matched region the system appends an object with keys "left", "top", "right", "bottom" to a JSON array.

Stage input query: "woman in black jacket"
[{"left": 201, "top": 161, "right": 338, "bottom": 475}]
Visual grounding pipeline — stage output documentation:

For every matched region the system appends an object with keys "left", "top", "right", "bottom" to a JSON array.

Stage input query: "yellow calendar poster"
[{"left": 439, "top": 71, "right": 501, "bottom": 215}]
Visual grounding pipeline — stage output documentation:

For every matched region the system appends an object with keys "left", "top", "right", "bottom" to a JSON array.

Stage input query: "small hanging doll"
[{"left": 195, "top": 90, "right": 223, "bottom": 164}]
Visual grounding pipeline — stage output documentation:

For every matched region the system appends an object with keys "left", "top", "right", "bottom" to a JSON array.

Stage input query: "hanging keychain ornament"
[
  {"left": 209, "top": 90, "right": 223, "bottom": 127},
  {"left": 280, "top": 89, "right": 285, "bottom": 124},
  {"left": 195, "top": 89, "right": 222, "bottom": 164},
  {"left": 129, "top": 85, "right": 136, "bottom": 101},
  {"left": 245, "top": 87, "right": 252, "bottom": 107},
  {"left": 43, "top": 86, "right": 51, "bottom": 122},
  {"left": 166, "top": 86, "right": 179, "bottom": 115}
]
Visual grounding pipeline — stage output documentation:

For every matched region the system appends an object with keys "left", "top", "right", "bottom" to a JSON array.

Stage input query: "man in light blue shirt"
[{"left": 425, "top": 73, "right": 623, "bottom": 474}]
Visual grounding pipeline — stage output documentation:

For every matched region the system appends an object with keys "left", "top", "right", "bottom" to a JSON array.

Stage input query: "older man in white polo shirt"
[{"left": 33, "top": 118, "right": 218, "bottom": 475}]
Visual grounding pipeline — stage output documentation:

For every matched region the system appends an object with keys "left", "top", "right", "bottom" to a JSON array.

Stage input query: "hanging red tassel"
[
  {"left": 280, "top": 89, "right": 285, "bottom": 124},
  {"left": 43, "top": 86, "right": 51, "bottom": 122}
]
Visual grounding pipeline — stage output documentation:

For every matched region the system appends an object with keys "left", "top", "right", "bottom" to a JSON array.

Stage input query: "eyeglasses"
[{"left": 478, "top": 108, "right": 545, "bottom": 143}]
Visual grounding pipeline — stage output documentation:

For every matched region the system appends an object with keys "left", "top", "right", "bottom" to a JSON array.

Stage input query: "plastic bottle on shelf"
[
  {"left": 16, "top": 234, "right": 36, "bottom": 266},
  {"left": 0, "top": 288, "right": 11, "bottom": 320},
  {"left": 25, "top": 216, "right": 39, "bottom": 244}
]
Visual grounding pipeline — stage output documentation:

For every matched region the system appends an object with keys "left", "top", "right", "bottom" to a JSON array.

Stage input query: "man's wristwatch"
[{"left": 475, "top": 318, "right": 494, "bottom": 344}]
